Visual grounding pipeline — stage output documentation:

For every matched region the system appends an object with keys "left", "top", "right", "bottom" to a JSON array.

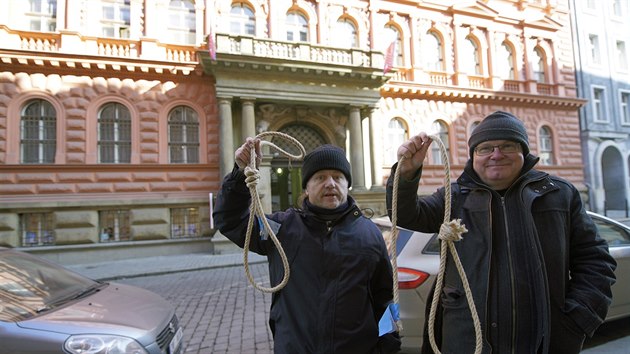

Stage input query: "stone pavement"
[{"left": 67, "top": 251, "right": 267, "bottom": 281}]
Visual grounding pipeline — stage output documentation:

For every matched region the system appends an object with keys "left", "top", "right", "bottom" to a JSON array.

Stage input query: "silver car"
[
  {"left": 374, "top": 211, "right": 630, "bottom": 353},
  {"left": 0, "top": 247, "right": 184, "bottom": 354}
]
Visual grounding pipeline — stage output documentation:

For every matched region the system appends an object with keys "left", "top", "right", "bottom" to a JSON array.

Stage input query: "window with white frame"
[
  {"left": 532, "top": 47, "right": 546, "bottom": 83},
  {"left": 592, "top": 86, "right": 608, "bottom": 122},
  {"left": 384, "top": 25, "right": 403, "bottom": 67},
  {"left": 617, "top": 41, "right": 628, "bottom": 71},
  {"left": 612, "top": 0, "right": 626, "bottom": 17},
  {"left": 589, "top": 34, "right": 601, "bottom": 65},
  {"left": 168, "top": 0, "right": 196, "bottom": 44},
  {"left": 498, "top": 42, "right": 515, "bottom": 80},
  {"left": 463, "top": 37, "right": 480, "bottom": 75},
  {"left": 430, "top": 121, "right": 449, "bottom": 165},
  {"left": 99, "top": 210, "right": 131, "bottom": 242},
  {"left": 21, "top": 213, "right": 54, "bottom": 247},
  {"left": 171, "top": 207, "right": 200, "bottom": 238},
  {"left": 21, "top": 99, "right": 56, "bottom": 164},
  {"left": 334, "top": 18, "right": 357, "bottom": 48},
  {"left": 101, "top": 0, "right": 130, "bottom": 38},
  {"left": 98, "top": 102, "right": 131, "bottom": 163},
  {"left": 230, "top": 3, "right": 255, "bottom": 35},
  {"left": 620, "top": 91, "right": 630, "bottom": 125},
  {"left": 169, "top": 106, "right": 199, "bottom": 163},
  {"left": 586, "top": 0, "right": 597, "bottom": 10},
  {"left": 286, "top": 11, "right": 308, "bottom": 42},
  {"left": 385, "top": 118, "right": 407, "bottom": 165},
  {"left": 538, "top": 126, "right": 554, "bottom": 165},
  {"left": 26, "top": 0, "right": 57, "bottom": 32},
  {"left": 424, "top": 31, "right": 444, "bottom": 71}
]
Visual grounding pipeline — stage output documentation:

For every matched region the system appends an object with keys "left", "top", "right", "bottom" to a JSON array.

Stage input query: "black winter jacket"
[
  {"left": 214, "top": 167, "right": 397, "bottom": 354},
  {"left": 386, "top": 155, "right": 616, "bottom": 354}
]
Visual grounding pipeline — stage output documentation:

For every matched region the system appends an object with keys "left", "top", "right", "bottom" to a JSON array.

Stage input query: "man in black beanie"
[
  {"left": 386, "top": 111, "right": 616, "bottom": 354},
  {"left": 213, "top": 138, "right": 401, "bottom": 354}
]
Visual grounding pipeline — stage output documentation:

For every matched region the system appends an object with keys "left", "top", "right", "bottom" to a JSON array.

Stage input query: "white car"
[{"left": 373, "top": 211, "right": 630, "bottom": 353}]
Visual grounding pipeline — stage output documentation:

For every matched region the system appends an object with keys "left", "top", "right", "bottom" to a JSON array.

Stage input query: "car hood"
[{"left": 17, "top": 283, "right": 173, "bottom": 337}]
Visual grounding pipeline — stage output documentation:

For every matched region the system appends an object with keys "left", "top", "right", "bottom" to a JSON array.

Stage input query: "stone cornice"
[{"left": 381, "top": 82, "right": 587, "bottom": 108}]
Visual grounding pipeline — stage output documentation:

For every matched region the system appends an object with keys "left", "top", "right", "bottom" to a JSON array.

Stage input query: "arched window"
[
  {"left": 385, "top": 118, "right": 407, "bottom": 165},
  {"left": 21, "top": 99, "right": 56, "bottom": 164},
  {"left": 431, "top": 121, "right": 449, "bottom": 164},
  {"left": 334, "top": 18, "right": 357, "bottom": 48},
  {"left": 168, "top": 0, "right": 196, "bottom": 44},
  {"left": 101, "top": 0, "right": 130, "bottom": 38},
  {"left": 532, "top": 47, "right": 546, "bottom": 83},
  {"left": 538, "top": 126, "right": 554, "bottom": 165},
  {"left": 230, "top": 2, "right": 255, "bottom": 35},
  {"left": 168, "top": 106, "right": 199, "bottom": 163},
  {"left": 384, "top": 25, "right": 403, "bottom": 67},
  {"left": 463, "top": 37, "right": 480, "bottom": 75},
  {"left": 98, "top": 102, "right": 131, "bottom": 163},
  {"left": 499, "top": 42, "right": 515, "bottom": 80},
  {"left": 286, "top": 11, "right": 308, "bottom": 42},
  {"left": 424, "top": 31, "right": 444, "bottom": 71},
  {"left": 26, "top": 0, "right": 57, "bottom": 32}
]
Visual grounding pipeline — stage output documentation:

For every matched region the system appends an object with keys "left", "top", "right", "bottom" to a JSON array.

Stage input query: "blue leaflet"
[{"left": 378, "top": 302, "right": 400, "bottom": 336}]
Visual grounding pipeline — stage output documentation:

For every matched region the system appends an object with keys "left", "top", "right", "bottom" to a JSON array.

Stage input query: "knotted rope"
[
  {"left": 389, "top": 134, "right": 482, "bottom": 354},
  {"left": 242, "top": 131, "right": 306, "bottom": 293}
]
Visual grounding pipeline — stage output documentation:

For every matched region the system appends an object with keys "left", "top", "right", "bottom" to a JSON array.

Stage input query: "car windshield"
[{"left": 0, "top": 250, "right": 98, "bottom": 322}]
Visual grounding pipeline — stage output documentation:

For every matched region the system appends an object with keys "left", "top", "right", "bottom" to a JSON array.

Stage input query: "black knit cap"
[
  {"left": 301, "top": 144, "right": 352, "bottom": 188},
  {"left": 468, "top": 111, "right": 529, "bottom": 158}
]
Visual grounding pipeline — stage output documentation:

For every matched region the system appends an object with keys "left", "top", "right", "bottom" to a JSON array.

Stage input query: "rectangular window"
[
  {"left": 99, "top": 210, "right": 131, "bottom": 242},
  {"left": 26, "top": 0, "right": 57, "bottom": 32},
  {"left": 101, "top": 0, "right": 131, "bottom": 38},
  {"left": 612, "top": 0, "right": 625, "bottom": 17},
  {"left": 586, "top": 0, "right": 597, "bottom": 10},
  {"left": 617, "top": 41, "right": 628, "bottom": 71},
  {"left": 589, "top": 34, "right": 601, "bottom": 65},
  {"left": 621, "top": 91, "right": 630, "bottom": 125},
  {"left": 592, "top": 87, "right": 608, "bottom": 122},
  {"left": 20, "top": 213, "right": 55, "bottom": 246},
  {"left": 171, "top": 208, "right": 200, "bottom": 238}
]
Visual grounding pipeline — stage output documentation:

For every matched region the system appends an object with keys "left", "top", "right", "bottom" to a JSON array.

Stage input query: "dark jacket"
[
  {"left": 386, "top": 155, "right": 616, "bottom": 354},
  {"left": 214, "top": 167, "right": 397, "bottom": 354}
]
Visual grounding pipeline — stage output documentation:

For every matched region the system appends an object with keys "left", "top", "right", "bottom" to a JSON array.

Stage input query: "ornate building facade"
[
  {"left": 0, "top": 0, "right": 585, "bottom": 261},
  {"left": 571, "top": 0, "right": 630, "bottom": 216}
]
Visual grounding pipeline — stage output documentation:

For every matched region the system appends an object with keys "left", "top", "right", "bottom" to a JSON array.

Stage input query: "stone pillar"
[
  {"left": 368, "top": 106, "right": 384, "bottom": 189},
  {"left": 349, "top": 106, "right": 365, "bottom": 190},
  {"left": 241, "top": 98, "right": 256, "bottom": 141},
  {"left": 218, "top": 97, "right": 234, "bottom": 178}
]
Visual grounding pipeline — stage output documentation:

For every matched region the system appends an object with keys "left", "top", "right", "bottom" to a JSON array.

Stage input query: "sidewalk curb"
[{"left": 94, "top": 258, "right": 268, "bottom": 282}]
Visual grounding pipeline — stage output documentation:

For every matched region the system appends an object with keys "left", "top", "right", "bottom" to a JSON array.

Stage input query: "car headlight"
[{"left": 64, "top": 335, "right": 148, "bottom": 354}]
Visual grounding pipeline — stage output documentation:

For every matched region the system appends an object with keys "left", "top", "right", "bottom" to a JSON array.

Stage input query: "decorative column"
[
  {"left": 241, "top": 98, "right": 257, "bottom": 141},
  {"left": 349, "top": 105, "right": 366, "bottom": 190},
  {"left": 368, "top": 106, "right": 384, "bottom": 189},
  {"left": 218, "top": 96, "right": 235, "bottom": 178}
]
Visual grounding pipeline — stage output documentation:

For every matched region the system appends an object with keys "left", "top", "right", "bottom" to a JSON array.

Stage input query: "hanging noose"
[
  {"left": 389, "top": 134, "right": 482, "bottom": 354},
  {"left": 242, "top": 131, "right": 306, "bottom": 293}
]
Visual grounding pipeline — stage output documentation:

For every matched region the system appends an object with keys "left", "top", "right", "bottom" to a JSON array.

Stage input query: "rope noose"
[
  {"left": 389, "top": 134, "right": 482, "bottom": 354},
  {"left": 242, "top": 131, "right": 306, "bottom": 293}
]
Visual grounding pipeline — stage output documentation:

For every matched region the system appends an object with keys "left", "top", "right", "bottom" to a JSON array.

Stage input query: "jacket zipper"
[{"left": 500, "top": 196, "right": 517, "bottom": 354}]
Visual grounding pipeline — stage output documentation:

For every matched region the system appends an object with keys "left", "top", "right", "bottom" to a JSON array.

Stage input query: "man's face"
[
  {"left": 472, "top": 139, "right": 524, "bottom": 190},
  {"left": 305, "top": 169, "right": 349, "bottom": 209}
]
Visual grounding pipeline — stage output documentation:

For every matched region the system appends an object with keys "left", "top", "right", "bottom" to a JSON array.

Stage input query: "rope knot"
[
  {"left": 438, "top": 219, "right": 468, "bottom": 242},
  {"left": 244, "top": 166, "right": 260, "bottom": 189}
]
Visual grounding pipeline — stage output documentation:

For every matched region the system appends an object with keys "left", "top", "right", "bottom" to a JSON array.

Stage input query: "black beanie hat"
[
  {"left": 301, "top": 144, "right": 352, "bottom": 188},
  {"left": 468, "top": 111, "right": 529, "bottom": 158}
]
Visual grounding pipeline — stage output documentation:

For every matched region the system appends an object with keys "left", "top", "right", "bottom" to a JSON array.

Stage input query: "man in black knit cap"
[
  {"left": 386, "top": 111, "right": 616, "bottom": 354},
  {"left": 213, "top": 138, "right": 401, "bottom": 354}
]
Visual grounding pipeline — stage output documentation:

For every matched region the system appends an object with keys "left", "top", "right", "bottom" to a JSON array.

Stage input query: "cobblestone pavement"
[{"left": 117, "top": 263, "right": 273, "bottom": 354}]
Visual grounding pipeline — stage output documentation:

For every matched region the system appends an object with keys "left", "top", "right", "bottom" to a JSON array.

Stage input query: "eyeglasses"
[{"left": 474, "top": 142, "right": 521, "bottom": 156}]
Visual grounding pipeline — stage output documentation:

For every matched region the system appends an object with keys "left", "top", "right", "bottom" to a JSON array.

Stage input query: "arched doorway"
[
  {"left": 269, "top": 124, "right": 327, "bottom": 211},
  {"left": 602, "top": 146, "right": 626, "bottom": 214}
]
